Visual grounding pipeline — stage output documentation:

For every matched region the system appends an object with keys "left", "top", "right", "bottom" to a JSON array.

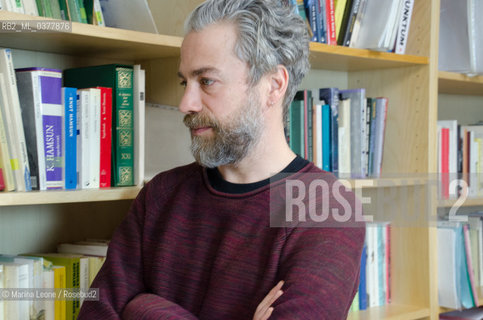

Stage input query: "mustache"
[{"left": 183, "top": 113, "right": 220, "bottom": 130}]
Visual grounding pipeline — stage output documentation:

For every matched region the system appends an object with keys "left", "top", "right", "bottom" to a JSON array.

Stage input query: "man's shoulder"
[{"left": 147, "top": 162, "right": 203, "bottom": 191}]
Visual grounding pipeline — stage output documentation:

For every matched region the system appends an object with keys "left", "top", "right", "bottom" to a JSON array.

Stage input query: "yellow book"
[
  {"left": 87, "top": 256, "right": 105, "bottom": 287},
  {"left": 334, "top": 0, "right": 348, "bottom": 39},
  {"left": 53, "top": 265, "right": 66, "bottom": 320}
]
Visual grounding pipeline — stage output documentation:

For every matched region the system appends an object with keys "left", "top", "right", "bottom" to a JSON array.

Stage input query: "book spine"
[
  {"left": 395, "top": 0, "right": 414, "bottom": 54},
  {"left": 322, "top": 104, "right": 331, "bottom": 171},
  {"left": 441, "top": 127, "right": 450, "bottom": 199},
  {"left": 67, "top": 0, "right": 81, "bottom": 22},
  {"left": 133, "top": 66, "right": 144, "bottom": 186},
  {"left": 58, "top": 0, "right": 70, "bottom": 20},
  {"left": 93, "top": 0, "right": 105, "bottom": 26},
  {"left": 374, "top": 98, "right": 388, "bottom": 178},
  {"left": 464, "top": 224, "right": 479, "bottom": 306},
  {"left": 77, "top": 90, "right": 90, "bottom": 189},
  {"left": 53, "top": 266, "right": 66, "bottom": 320},
  {"left": 76, "top": 0, "right": 88, "bottom": 23},
  {"left": 305, "top": 0, "right": 319, "bottom": 42},
  {"left": 358, "top": 244, "right": 367, "bottom": 309},
  {"left": 342, "top": 0, "right": 361, "bottom": 46},
  {"left": 39, "top": 70, "right": 64, "bottom": 189},
  {"left": 63, "top": 87, "right": 77, "bottom": 189},
  {"left": 325, "top": 0, "right": 336, "bottom": 45},
  {"left": 0, "top": 49, "right": 32, "bottom": 191},
  {"left": 34, "top": 0, "right": 44, "bottom": 16},
  {"left": 305, "top": 90, "right": 313, "bottom": 162},
  {"left": 289, "top": 99, "right": 304, "bottom": 157},
  {"left": 99, "top": 87, "right": 112, "bottom": 188},
  {"left": 41, "top": 0, "right": 53, "bottom": 18},
  {"left": 316, "top": 0, "right": 326, "bottom": 44},
  {"left": 16, "top": 70, "right": 45, "bottom": 190},
  {"left": 319, "top": 88, "right": 339, "bottom": 174},
  {"left": 87, "top": 88, "right": 100, "bottom": 189},
  {"left": 113, "top": 67, "right": 134, "bottom": 186}
]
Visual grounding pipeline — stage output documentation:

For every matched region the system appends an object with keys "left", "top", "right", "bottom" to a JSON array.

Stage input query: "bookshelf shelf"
[
  {"left": 309, "top": 42, "right": 429, "bottom": 71},
  {"left": 342, "top": 177, "right": 428, "bottom": 189},
  {"left": 347, "top": 304, "right": 431, "bottom": 320},
  {"left": 0, "top": 187, "right": 142, "bottom": 206},
  {"left": 0, "top": 11, "right": 182, "bottom": 60},
  {"left": 438, "top": 197, "right": 483, "bottom": 208},
  {"left": 438, "top": 71, "right": 483, "bottom": 96}
]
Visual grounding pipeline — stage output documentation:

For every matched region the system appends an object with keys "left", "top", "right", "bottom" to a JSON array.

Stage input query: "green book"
[
  {"left": 66, "top": 0, "right": 82, "bottom": 22},
  {"left": 27, "top": 253, "right": 82, "bottom": 320},
  {"left": 77, "top": 0, "right": 88, "bottom": 23},
  {"left": 289, "top": 97, "right": 304, "bottom": 157},
  {"left": 58, "top": 0, "right": 71, "bottom": 20},
  {"left": 50, "top": 0, "right": 62, "bottom": 20},
  {"left": 63, "top": 64, "right": 135, "bottom": 187},
  {"left": 41, "top": 0, "right": 53, "bottom": 18},
  {"left": 35, "top": 0, "right": 45, "bottom": 16}
]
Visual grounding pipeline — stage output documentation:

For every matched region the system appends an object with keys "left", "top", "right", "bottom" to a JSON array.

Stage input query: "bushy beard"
[{"left": 183, "top": 91, "right": 264, "bottom": 168}]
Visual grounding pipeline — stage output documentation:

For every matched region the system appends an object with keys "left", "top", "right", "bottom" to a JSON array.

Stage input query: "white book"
[
  {"left": 79, "top": 257, "right": 89, "bottom": 307},
  {"left": 0, "top": 75, "right": 15, "bottom": 191},
  {"left": 437, "top": 226, "right": 462, "bottom": 309},
  {"left": 21, "top": 0, "right": 38, "bottom": 16},
  {"left": 57, "top": 242, "right": 108, "bottom": 257},
  {"left": 0, "top": 265, "right": 3, "bottom": 320},
  {"left": 2, "top": 262, "right": 29, "bottom": 320},
  {"left": 93, "top": 0, "right": 105, "bottom": 26},
  {"left": 9, "top": 0, "right": 24, "bottom": 13},
  {"left": 77, "top": 89, "right": 91, "bottom": 189},
  {"left": 88, "top": 88, "right": 101, "bottom": 189},
  {"left": 0, "top": 49, "right": 31, "bottom": 191},
  {"left": 395, "top": 0, "right": 415, "bottom": 54},
  {"left": 99, "top": 0, "right": 158, "bottom": 33},
  {"left": 338, "top": 98, "right": 351, "bottom": 177},
  {"left": 42, "top": 269, "right": 54, "bottom": 320},
  {"left": 133, "top": 65, "right": 145, "bottom": 186}
]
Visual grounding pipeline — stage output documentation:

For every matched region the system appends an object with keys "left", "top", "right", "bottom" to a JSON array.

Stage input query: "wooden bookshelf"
[
  {"left": 439, "top": 71, "right": 483, "bottom": 96},
  {"left": 0, "top": 0, "right": 445, "bottom": 319},
  {"left": 309, "top": 42, "right": 429, "bottom": 71},
  {"left": 347, "top": 305, "right": 431, "bottom": 320},
  {"left": 0, "top": 187, "right": 142, "bottom": 206},
  {"left": 0, "top": 11, "right": 182, "bottom": 60},
  {"left": 438, "top": 197, "right": 483, "bottom": 208}
]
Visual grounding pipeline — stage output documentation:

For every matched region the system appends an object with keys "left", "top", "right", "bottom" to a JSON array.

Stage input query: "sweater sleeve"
[
  {"left": 78, "top": 188, "right": 148, "bottom": 319},
  {"left": 122, "top": 293, "right": 199, "bottom": 320},
  {"left": 271, "top": 225, "right": 365, "bottom": 320}
]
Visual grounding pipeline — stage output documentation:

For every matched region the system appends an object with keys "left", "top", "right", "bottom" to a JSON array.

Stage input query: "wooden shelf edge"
[
  {"left": 0, "top": 186, "right": 142, "bottom": 206},
  {"left": 347, "top": 304, "right": 431, "bottom": 320},
  {"left": 438, "top": 71, "right": 483, "bottom": 96},
  {"left": 309, "top": 42, "right": 429, "bottom": 70},
  {"left": 341, "top": 177, "right": 428, "bottom": 189},
  {"left": 438, "top": 197, "right": 483, "bottom": 208}
]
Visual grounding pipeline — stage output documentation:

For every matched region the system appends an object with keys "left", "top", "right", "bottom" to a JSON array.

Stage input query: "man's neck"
[{"left": 216, "top": 131, "right": 296, "bottom": 184}]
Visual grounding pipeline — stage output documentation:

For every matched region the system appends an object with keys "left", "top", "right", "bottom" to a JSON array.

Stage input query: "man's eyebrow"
[{"left": 177, "top": 67, "right": 220, "bottom": 79}]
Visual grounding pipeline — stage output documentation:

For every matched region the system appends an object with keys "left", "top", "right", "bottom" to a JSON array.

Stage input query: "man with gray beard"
[{"left": 78, "top": 0, "right": 365, "bottom": 319}]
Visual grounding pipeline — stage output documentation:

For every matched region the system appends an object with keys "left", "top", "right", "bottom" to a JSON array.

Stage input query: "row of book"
[
  {"left": 0, "top": 48, "right": 145, "bottom": 192},
  {"left": 439, "top": 0, "right": 483, "bottom": 76},
  {"left": 1, "top": 0, "right": 105, "bottom": 25},
  {"left": 290, "top": 0, "right": 414, "bottom": 53},
  {"left": 437, "top": 120, "right": 483, "bottom": 200},
  {"left": 0, "top": 0, "right": 159, "bottom": 33},
  {"left": 349, "top": 222, "right": 391, "bottom": 312},
  {"left": 288, "top": 88, "right": 388, "bottom": 178},
  {"left": 0, "top": 239, "right": 108, "bottom": 320},
  {"left": 437, "top": 214, "right": 483, "bottom": 310}
]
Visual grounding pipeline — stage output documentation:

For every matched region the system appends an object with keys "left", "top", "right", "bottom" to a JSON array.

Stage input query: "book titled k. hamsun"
[
  {"left": 64, "top": 64, "right": 134, "bottom": 187},
  {"left": 16, "top": 68, "right": 64, "bottom": 190}
]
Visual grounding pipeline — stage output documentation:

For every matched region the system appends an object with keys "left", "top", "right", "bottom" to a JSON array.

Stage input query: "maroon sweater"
[{"left": 78, "top": 159, "right": 365, "bottom": 319}]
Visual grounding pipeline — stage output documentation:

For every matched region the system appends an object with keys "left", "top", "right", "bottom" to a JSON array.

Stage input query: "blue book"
[
  {"left": 322, "top": 104, "right": 331, "bottom": 171},
  {"left": 359, "top": 244, "right": 368, "bottom": 310},
  {"left": 62, "top": 87, "right": 77, "bottom": 189},
  {"left": 319, "top": 88, "right": 339, "bottom": 174},
  {"left": 304, "top": 0, "right": 319, "bottom": 42}
]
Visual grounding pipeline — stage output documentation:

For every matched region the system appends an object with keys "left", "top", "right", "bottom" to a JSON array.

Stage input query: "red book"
[
  {"left": 325, "top": 0, "right": 336, "bottom": 45},
  {"left": 97, "top": 87, "right": 112, "bottom": 188},
  {"left": 441, "top": 127, "right": 450, "bottom": 199},
  {"left": 0, "top": 168, "right": 4, "bottom": 191}
]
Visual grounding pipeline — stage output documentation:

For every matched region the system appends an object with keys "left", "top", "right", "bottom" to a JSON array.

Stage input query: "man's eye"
[
  {"left": 200, "top": 78, "right": 214, "bottom": 86},
  {"left": 179, "top": 80, "right": 187, "bottom": 87}
]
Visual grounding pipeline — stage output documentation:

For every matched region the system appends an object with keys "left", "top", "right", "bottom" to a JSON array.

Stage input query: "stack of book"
[
  {"left": 0, "top": 240, "right": 108, "bottom": 320},
  {"left": 291, "top": 0, "right": 414, "bottom": 53},
  {"left": 437, "top": 120, "right": 483, "bottom": 200},
  {"left": 348, "top": 222, "right": 392, "bottom": 312},
  {"left": 437, "top": 216, "right": 483, "bottom": 310},
  {"left": 0, "top": 48, "right": 145, "bottom": 192},
  {"left": 0, "top": 0, "right": 159, "bottom": 33},
  {"left": 287, "top": 88, "right": 388, "bottom": 179}
]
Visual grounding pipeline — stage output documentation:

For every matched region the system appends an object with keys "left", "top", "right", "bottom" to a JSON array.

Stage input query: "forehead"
[{"left": 179, "top": 22, "right": 247, "bottom": 76}]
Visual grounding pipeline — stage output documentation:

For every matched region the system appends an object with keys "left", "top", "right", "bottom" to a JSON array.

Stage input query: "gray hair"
[{"left": 185, "top": 0, "right": 310, "bottom": 120}]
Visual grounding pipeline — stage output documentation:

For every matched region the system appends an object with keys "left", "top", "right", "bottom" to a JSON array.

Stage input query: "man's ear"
[{"left": 266, "top": 65, "right": 289, "bottom": 108}]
